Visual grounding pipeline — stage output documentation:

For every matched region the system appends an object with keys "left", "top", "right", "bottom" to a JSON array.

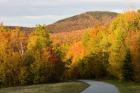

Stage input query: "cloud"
[
  {"left": 0, "top": 14, "right": 72, "bottom": 27},
  {"left": 23, "top": 16, "right": 47, "bottom": 19},
  {"left": 23, "top": 15, "right": 70, "bottom": 20}
]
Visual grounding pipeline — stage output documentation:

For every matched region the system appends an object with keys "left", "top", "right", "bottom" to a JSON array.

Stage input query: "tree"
[
  {"left": 42, "top": 48, "right": 65, "bottom": 82},
  {"left": 0, "top": 27, "right": 26, "bottom": 87},
  {"left": 27, "top": 25, "right": 51, "bottom": 83},
  {"left": 138, "top": 9, "right": 140, "bottom": 13},
  {"left": 126, "top": 31, "right": 140, "bottom": 82},
  {"left": 122, "top": 50, "right": 133, "bottom": 81},
  {"left": 27, "top": 25, "right": 64, "bottom": 83},
  {"left": 0, "top": 51, "right": 22, "bottom": 87},
  {"left": 19, "top": 54, "right": 34, "bottom": 85},
  {"left": 27, "top": 25, "right": 51, "bottom": 51}
]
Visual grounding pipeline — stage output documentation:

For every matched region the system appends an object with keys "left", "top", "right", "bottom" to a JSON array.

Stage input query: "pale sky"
[{"left": 0, "top": 0, "right": 140, "bottom": 27}]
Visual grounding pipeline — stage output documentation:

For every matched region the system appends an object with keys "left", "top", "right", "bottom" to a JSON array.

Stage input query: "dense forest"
[{"left": 0, "top": 11, "right": 140, "bottom": 88}]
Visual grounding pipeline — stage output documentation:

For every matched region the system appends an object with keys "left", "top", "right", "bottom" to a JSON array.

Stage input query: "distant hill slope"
[
  {"left": 4, "top": 11, "right": 118, "bottom": 33},
  {"left": 47, "top": 11, "right": 118, "bottom": 32},
  {"left": 6, "top": 26, "right": 33, "bottom": 34}
]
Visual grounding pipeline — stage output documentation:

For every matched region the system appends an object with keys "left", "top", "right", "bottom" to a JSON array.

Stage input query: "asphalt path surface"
[{"left": 80, "top": 80, "right": 120, "bottom": 93}]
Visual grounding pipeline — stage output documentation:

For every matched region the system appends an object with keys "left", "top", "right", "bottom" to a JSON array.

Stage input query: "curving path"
[{"left": 80, "top": 80, "right": 120, "bottom": 93}]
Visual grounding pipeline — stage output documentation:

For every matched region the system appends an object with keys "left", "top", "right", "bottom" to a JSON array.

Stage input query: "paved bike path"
[{"left": 80, "top": 80, "right": 120, "bottom": 93}]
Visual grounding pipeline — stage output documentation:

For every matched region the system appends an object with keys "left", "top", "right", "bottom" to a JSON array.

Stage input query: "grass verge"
[
  {"left": 104, "top": 80, "right": 140, "bottom": 93},
  {"left": 0, "top": 81, "right": 88, "bottom": 93}
]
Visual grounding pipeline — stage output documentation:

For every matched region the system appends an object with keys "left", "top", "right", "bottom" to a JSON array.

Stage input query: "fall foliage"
[{"left": 0, "top": 11, "right": 140, "bottom": 88}]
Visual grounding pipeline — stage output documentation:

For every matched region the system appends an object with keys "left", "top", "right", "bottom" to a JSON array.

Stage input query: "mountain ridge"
[
  {"left": 4, "top": 11, "right": 118, "bottom": 33},
  {"left": 47, "top": 11, "right": 118, "bottom": 32}
]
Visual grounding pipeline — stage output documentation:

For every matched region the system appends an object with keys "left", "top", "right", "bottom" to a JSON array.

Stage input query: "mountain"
[
  {"left": 5, "top": 11, "right": 118, "bottom": 33},
  {"left": 47, "top": 11, "right": 118, "bottom": 32}
]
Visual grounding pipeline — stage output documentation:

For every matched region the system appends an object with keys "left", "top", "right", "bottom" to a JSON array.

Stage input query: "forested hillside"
[
  {"left": 47, "top": 11, "right": 118, "bottom": 32},
  {"left": 0, "top": 11, "right": 140, "bottom": 88}
]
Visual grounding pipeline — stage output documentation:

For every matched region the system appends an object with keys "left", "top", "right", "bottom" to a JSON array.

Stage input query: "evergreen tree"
[{"left": 122, "top": 50, "right": 134, "bottom": 81}]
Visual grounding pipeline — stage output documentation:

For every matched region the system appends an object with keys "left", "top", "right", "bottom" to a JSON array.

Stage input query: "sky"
[{"left": 0, "top": 0, "right": 140, "bottom": 27}]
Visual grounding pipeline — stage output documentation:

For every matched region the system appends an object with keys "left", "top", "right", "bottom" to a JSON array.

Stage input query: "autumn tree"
[
  {"left": 27, "top": 25, "right": 51, "bottom": 51},
  {"left": 0, "top": 27, "right": 26, "bottom": 87},
  {"left": 27, "top": 25, "right": 64, "bottom": 83},
  {"left": 126, "top": 30, "right": 140, "bottom": 82}
]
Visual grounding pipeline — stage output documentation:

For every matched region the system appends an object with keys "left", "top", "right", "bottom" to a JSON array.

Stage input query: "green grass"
[
  {"left": 0, "top": 81, "right": 88, "bottom": 93},
  {"left": 104, "top": 80, "right": 140, "bottom": 93}
]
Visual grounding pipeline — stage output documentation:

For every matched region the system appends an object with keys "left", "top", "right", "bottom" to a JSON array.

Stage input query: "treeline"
[{"left": 0, "top": 11, "right": 140, "bottom": 88}]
